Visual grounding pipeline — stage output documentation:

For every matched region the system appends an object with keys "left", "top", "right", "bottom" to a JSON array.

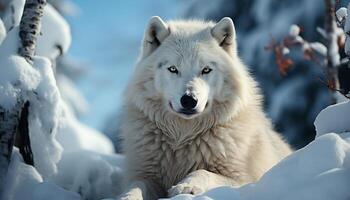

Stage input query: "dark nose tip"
[{"left": 180, "top": 94, "right": 198, "bottom": 109}]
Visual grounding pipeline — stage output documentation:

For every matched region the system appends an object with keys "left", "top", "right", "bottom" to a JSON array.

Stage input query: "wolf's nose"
[{"left": 180, "top": 94, "right": 197, "bottom": 109}]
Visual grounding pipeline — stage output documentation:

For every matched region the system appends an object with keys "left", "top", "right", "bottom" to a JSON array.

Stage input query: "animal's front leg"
[
  {"left": 117, "top": 181, "right": 145, "bottom": 200},
  {"left": 118, "top": 180, "right": 158, "bottom": 200},
  {"left": 168, "top": 169, "right": 236, "bottom": 197}
]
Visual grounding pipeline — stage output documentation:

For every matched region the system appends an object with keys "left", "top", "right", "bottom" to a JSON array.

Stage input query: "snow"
[
  {"left": 54, "top": 150, "right": 124, "bottom": 200},
  {"left": 0, "top": 19, "right": 5, "bottom": 44},
  {"left": 294, "top": 35, "right": 304, "bottom": 43},
  {"left": 282, "top": 47, "right": 290, "bottom": 55},
  {"left": 31, "top": 182, "right": 81, "bottom": 200},
  {"left": 309, "top": 42, "right": 327, "bottom": 56},
  {"left": 0, "top": 0, "right": 74, "bottom": 179},
  {"left": 1, "top": 2, "right": 121, "bottom": 199},
  {"left": 314, "top": 100, "right": 350, "bottom": 137},
  {"left": 166, "top": 101, "right": 350, "bottom": 200},
  {"left": 36, "top": 4, "right": 71, "bottom": 59},
  {"left": 289, "top": 24, "right": 300, "bottom": 38},
  {"left": 344, "top": 3, "right": 350, "bottom": 56},
  {"left": 336, "top": 7, "right": 348, "bottom": 22},
  {"left": 57, "top": 103, "right": 115, "bottom": 154},
  {"left": 56, "top": 74, "right": 89, "bottom": 117},
  {"left": 328, "top": 31, "right": 341, "bottom": 68},
  {"left": 0, "top": 25, "right": 19, "bottom": 57},
  {"left": 1, "top": 0, "right": 25, "bottom": 31},
  {"left": 1, "top": 149, "right": 80, "bottom": 200},
  {"left": 2, "top": 149, "right": 43, "bottom": 200},
  {"left": 27, "top": 56, "right": 63, "bottom": 179},
  {"left": 2, "top": 1, "right": 350, "bottom": 200},
  {"left": 0, "top": 28, "right": 64, "bottom": 178},
  {"left": 0, "top": 54, "right": 40, "bottom": 108},
  {"left": 316, "top": 27, "right": 327, "bottom": 39}
]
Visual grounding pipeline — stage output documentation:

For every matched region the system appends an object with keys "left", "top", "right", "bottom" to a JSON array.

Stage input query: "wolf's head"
[{"left": 126, "top": 17, "right": 258, "bottom": 123}]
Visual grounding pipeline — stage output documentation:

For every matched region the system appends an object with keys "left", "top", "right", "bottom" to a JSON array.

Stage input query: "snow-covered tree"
[
  {"left": 1, "top": 1, "right": 121, "bottom": 199},
  {"left": 0, "top": 0, "right": 46, "bottom": 194}
]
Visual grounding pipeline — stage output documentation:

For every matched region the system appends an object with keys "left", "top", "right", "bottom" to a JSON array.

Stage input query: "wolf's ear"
[
  {"left": 211, "top": 17, "right": 236, "bottom": 53},
  {"left": 141, "top": 16, "right": 170, "bottom": 58}
]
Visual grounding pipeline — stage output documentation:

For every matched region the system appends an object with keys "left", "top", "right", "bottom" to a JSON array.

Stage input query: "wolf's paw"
[
  {"left": 117, "top": 194, "right": 141, "bottom": 200},
  {"left": 168, "top": 183, "right": 204, "bottom": 197}
]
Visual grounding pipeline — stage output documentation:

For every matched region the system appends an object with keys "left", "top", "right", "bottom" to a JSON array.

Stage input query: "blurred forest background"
[{"left": 49, "top": 0, "right": 350, "bottom": 150}]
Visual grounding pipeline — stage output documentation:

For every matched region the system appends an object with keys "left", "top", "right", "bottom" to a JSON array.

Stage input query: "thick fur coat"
[{"left": 119, "top": 16, "right": 292, "bottom": 200}]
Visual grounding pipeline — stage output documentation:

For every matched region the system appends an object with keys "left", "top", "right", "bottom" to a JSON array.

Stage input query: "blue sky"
[{"left": 66, "top": 1, "right": 183, "bottom": 130}]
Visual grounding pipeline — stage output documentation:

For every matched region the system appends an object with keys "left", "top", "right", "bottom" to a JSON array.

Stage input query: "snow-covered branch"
[{"left": 267, "top": 0, "right": 350, "bottom": 102}]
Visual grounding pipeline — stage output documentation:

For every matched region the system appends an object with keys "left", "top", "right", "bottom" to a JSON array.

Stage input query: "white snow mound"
[
  {"left": 1, "top": 149, "right": 80, "bottom": 200},
  {"left": 314, "top": 100, "right": 350, "bottom": 137}
]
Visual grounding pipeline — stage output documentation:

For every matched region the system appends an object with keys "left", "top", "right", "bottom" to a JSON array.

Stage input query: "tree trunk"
[
  {"left": 0, "top": 104, "right": 20, "bottom": 195},
  {"left": 0, "top": 0, "right": 46, "bottom": 196},
  {"left": 324, "top": 0, "right": 341, "bottom": 103},
  {"left": 18, "top": 0, "right": 47, "bottom": 63}
]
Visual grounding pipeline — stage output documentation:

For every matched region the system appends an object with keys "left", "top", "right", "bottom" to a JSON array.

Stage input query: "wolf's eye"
[
  {"left": 202, "top": 67, "right": 212, "bottom": 75},
  {"left": 167, "top": 66, "right": 178, "bottom": 74}
]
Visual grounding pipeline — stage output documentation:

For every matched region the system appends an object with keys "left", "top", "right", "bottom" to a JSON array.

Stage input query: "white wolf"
[{"left": 118, "top": 16, "right": 292, "bottom": 200}]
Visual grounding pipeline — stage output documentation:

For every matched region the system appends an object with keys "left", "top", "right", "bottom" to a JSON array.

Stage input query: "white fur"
[{"left": 118, "top": 16, "right": 292, "bottom": 200}]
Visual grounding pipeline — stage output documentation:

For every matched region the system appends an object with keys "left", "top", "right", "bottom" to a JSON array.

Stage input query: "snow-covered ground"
[{"left": 4, "top": 96, "right": 350, "bottom": 200}]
